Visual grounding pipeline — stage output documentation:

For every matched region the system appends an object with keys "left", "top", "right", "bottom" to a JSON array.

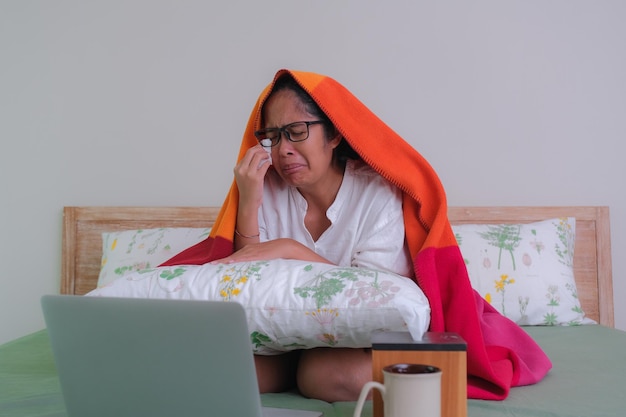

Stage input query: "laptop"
[{"left": 41, "top": 295, "right": 323, "bottom": 417}]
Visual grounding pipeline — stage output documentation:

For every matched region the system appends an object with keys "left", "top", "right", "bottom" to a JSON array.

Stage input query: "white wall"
[{"left": 1, "top": 0, "right": 624, "bottom": 344}]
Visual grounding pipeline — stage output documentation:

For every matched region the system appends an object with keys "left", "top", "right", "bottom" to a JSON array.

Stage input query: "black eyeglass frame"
[{"left": 254, "top": 120, "right": 325, "bottom": 147}]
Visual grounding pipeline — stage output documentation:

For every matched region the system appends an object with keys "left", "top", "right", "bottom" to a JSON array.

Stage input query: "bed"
[{"left": 1, "top": 205, "right": 624, "bottom": 417}]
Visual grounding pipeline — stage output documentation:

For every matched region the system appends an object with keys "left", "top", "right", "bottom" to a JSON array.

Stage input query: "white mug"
[{"left": 353, "top": 363, "right": 442, "bottom": 417}]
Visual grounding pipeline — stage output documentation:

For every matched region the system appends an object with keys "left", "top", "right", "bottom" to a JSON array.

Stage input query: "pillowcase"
[
  {"left": 87, "top": 259, "right": 431, "bottom": 355},
  {"left": 98, "top": 227, "right": 210, "bottom": 287},
  {"left": 453, "top": 217, "right": 593, "bottom": 326}
]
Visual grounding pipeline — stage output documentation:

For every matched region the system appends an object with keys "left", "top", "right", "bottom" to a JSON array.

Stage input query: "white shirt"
[{"left": 258, "top": 159, "right": 413, "bottom": 277}]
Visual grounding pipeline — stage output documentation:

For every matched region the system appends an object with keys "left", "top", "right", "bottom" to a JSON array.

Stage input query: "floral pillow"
[
  {"left": 87, "top": 259, "right": 431, "bottom": 355},
  {"left": 453, "top": 217, "right": 593, "bottom": 326},
  {"left": 98, "top": 228, "right": 211, "bottom": 287}
]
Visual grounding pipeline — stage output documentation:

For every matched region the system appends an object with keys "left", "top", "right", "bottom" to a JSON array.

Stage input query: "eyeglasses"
[{"left": 254, "top": 121, "right": 325, "bottom": 147}]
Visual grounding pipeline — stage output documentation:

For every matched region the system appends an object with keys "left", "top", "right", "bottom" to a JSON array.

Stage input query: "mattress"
[{"left": 1, "top": 325, "right": 625, "bottom": 417}]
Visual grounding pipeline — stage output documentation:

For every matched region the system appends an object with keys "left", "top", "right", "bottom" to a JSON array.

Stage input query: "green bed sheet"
[{"left": 1, "top": 325, "right": 625, "bottom": 417}]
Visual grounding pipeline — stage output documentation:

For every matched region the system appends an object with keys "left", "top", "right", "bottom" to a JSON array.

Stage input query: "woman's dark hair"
[{"left": 265, "top": 74, "right": 359, "bottom": 161}]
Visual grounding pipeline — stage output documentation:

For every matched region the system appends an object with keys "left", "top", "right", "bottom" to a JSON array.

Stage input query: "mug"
[{"left": 353, "top": 363, "right": 442, "bottom": 417}]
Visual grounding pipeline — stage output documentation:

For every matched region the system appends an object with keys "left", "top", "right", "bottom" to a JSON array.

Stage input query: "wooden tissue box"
[{"left": 371, "top": 331, "right": 467, "bottom": 417}]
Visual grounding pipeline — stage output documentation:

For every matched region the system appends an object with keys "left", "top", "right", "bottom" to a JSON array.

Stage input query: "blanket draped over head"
[{"left": 161, "top": 69, "right": 552, "bottom": 400}]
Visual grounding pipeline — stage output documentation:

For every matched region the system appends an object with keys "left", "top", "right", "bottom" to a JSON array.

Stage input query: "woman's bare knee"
[{"left": 297, "top": 348, "right": 372, "bottom": 402}]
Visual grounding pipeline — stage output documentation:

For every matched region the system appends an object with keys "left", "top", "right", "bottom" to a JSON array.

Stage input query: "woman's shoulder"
[
  {"left": 345, "top": 159, "right": 377, "bottom": 177},
  {"left": 346, "top": 160, "right": 396, "bottom": 188},
  {"left": 345, "top": 159, "right": 401, "bottom": 200}
]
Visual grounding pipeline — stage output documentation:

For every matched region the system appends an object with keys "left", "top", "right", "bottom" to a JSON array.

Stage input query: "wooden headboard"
[{"left": 61, "top": 206, "right": 614, "bottom": 327}]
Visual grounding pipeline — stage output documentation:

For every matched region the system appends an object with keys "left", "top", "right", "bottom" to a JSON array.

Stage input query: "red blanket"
[{"left": 162, "top": 69, "right": 552, "bottom": 399}]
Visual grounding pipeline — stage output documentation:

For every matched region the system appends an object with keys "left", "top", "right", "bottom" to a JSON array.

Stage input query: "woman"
[
  {"left": 162, "top": 69, "right": 551, "bottom": 402},
  {"left": 213, "top": 74, "right": 413, "bottom": 401}
]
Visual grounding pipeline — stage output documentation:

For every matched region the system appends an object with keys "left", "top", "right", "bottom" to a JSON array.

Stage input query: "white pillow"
[
  {"left": 87, "top": 259, "right": 431, "bottom": 355},
  {"left": 453, "top": 217, "right": 593, "bottom": 326},
  {"left": 98, "top": 228, "right": 210, "bottom": 287}
]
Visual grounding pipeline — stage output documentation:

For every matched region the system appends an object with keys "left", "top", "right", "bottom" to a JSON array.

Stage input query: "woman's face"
[{"left": 262, "top": 89, "right": 341, "bottom": 189}]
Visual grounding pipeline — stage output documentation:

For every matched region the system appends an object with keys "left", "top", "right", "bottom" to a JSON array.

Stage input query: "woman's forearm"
[{"left": 234, "top": 204, "right": 261, "bottom": 250}]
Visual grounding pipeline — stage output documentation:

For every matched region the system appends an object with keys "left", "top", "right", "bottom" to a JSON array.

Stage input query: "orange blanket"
[{"left": 162, "top": 69, "right": 552, "bottom": 399}]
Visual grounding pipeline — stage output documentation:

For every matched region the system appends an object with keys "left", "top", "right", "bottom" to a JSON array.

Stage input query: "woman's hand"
[
  {"left": 234, "top": 144, "right": 272, "bottom": 209},
  {"left": 211, "top": 238, "right": 333, "bottom": 265}
]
